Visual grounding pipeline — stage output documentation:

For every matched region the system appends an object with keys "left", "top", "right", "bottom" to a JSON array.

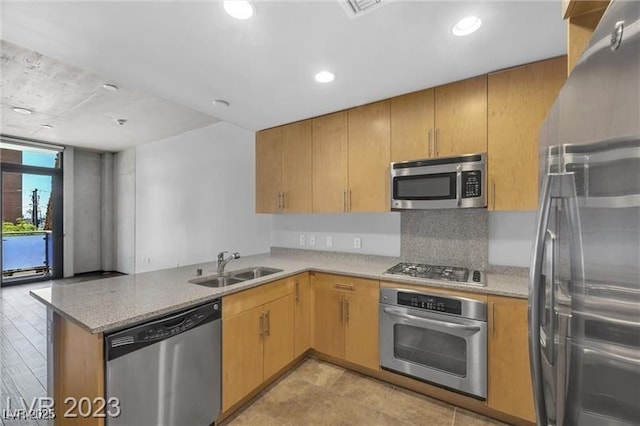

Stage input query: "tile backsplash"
[{"left": 401, "top": 209, "right": 488, "bottom": 270}]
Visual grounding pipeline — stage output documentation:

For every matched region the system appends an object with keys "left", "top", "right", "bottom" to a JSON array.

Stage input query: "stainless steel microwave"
[{"left": 390, "top": 153, "right": 487, "bottom": 209}]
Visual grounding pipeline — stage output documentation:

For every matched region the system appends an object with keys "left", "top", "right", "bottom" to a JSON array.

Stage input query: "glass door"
[{"left": 1, "top": 144, "right": 62, "bottom": 286}]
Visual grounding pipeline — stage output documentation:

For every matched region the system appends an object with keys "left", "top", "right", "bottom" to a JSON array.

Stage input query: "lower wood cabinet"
[
  {"left": 293, "top": 273, "right": 312, "bottom": 358},
  {"left": 312, "top": 273, "right": 379, "bottom": 370},
  {"left": 488, "top": 295, "right": 536, "bottom": 422},
  {"left": 222, "top": 279, "right": 295, "bottom": 411}
]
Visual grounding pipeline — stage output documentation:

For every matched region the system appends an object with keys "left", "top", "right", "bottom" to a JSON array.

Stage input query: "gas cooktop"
[{"left": 384, "top": 262, "right": 486, "bottom": 286}]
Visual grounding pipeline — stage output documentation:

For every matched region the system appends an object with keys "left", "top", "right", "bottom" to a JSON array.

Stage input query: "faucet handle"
[{"left": 217, "top": 251, "right": 228, "bottom": 262}]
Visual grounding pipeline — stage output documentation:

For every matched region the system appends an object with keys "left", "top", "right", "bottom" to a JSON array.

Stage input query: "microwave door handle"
[
  {"left": 456, "top": 166, "right": 462, "bottom": 207},
  {"left": 383, "top": 307, "right": 481, "bottom": 334}
]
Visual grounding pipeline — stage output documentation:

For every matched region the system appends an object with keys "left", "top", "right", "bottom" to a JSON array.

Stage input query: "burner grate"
[{"left": 385, "top": 262, "right": 472, "bottom": 283}]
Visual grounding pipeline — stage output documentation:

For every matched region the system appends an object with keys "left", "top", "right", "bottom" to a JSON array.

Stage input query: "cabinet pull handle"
[
  {"left": 435, "top": 128, "right": 440, "bottom": 157},
  {"left": 334, "top": 283, "right": 354, "bottom": 291},
  {"left": 265, "top": 310, "right": 270, "bottom": 336},
  {"left": 492, "top": 179, "right": 496, "bottom": 210},
  {"left": 339, "top": 297, "right": 344, "bottom": 323},
  {"left": 492, "top": 303, "right": 496, "bottom": 337},
  {"left": 281, "top": 192, "right": 285, "bottom": 211},
  {"left": 345, "top": 298, "right": 350, "bottom": 324},
  {"left": 349, "top": 189, "right": 352, "bottom": 211},
  {"left": 259, "top": 313, "right": 264, "bottom": 337},
  {"left": 343, "top": 191, "right": 347, "bottom": 212},
  {"left": 295, "top": 279, "right": 299, "bottom": 303},
  {"left": 428, "top": 129, "right": 432, "bottom": 157}
]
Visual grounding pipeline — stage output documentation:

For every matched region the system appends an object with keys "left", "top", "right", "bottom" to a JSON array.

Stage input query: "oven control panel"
[{"left": 397, "top": 292, "right": 462, "bottom": 315}]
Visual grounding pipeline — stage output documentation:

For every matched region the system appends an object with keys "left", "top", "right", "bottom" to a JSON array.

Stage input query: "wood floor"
[
  {"left": 0, "top": 281, "right": 49, "bottom": 426},
  {"left": 224, "top": 358, "right": 507, "bottom": 426},
  {"left": 0, "top": 273, "right": 122, "bottom": 425}
]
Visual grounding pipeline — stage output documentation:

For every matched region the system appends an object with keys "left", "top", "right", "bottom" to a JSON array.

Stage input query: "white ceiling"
[
  {"left": 0, "top": 40, "right": 218, "bottom": 151},
  {"left": 1, "top": 1, "right": 567, "bottom": 148}
]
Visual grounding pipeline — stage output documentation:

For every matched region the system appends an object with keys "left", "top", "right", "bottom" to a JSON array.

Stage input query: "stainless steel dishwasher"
[{"left": 106, "top": 300, "right": 221, "bottom": 426}]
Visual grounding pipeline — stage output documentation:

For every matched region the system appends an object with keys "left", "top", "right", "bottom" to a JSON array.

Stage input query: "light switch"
[{"left": 354, "top": 237, "right": 361, "bottom": 249}]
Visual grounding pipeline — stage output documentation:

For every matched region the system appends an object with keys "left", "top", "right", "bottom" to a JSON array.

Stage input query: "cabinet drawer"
[
  {"left": 312, "top": 273, "right": 379, "bottom": 298},
  {"left": 223, "top": 277, "right": 295, "bottom": 319}
]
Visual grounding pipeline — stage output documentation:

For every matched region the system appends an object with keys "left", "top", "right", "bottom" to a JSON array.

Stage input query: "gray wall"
[
  {"left": 72, "top": 149, "right": 103, "bottom": 274},
  {"left": 114, "top": 148, "right": 136, "bottom": 274}
]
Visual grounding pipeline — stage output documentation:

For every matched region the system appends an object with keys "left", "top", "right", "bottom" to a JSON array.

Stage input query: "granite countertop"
[{"left": 30, "top": 249, "right": 529, "bottom": 335}]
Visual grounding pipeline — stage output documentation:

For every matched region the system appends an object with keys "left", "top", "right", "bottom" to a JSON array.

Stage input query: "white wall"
[
  {"left": 114, "top": 148, "right": 136, "bottom": 274},
  {"left": 488, "top": 211, "right": 536, "bottom": 267},
  {"left": 135, "top": 122, "right": 271, "bottom": 273},
  {"left": 271, "top": 213, "right": 400, "bottom": 257},
  {"left": 272, "top": 210, "right": 536, "bottom": 267}
]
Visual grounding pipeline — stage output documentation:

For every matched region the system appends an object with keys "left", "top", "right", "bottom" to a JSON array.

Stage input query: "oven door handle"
[{"left": 383, "top": 307, "right": 482, "bottom": 333}]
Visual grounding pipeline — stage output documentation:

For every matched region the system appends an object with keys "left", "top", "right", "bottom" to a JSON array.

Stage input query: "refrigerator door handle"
[{"left": 529, "top": 173, "right": 556, "bottom": 425}]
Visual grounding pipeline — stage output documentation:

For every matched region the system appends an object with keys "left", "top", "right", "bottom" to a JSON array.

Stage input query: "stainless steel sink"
[
  {"left": 189, "top": 276, "right": 245, "bottom": 288},
  {"left": 189, "top": 266, "right": 283, "bottom": 288},
  {"left": 230, "top": 266, "right": 283, "bottom": 281}
]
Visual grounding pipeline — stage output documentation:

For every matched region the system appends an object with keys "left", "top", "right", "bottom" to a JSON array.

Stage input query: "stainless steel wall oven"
[{"left": 379, "top": 288, "right": 487, "bottom": 398}]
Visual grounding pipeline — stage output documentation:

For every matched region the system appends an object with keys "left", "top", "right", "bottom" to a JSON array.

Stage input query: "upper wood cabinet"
[
  {"left": 255, "top": 127, "right": 282, "bottom": 213},
  {"left": 390, "top": 89, "right": 435, "bottom": 162},
  {"left": 488, "top": 56, "right": 567, "bottom": 210},
  {"left": 488, "top": 295, "right": 536, "bottom": 423},
  {"left": 347, "top": 100, "right": 391, "bottom": 212},
  {"left": 312, "top": 112, "right": 348, "bottom": 213},
  {"left": 255, "top": 120, "right": 312, "bottom": 213},
  {"left": 434, "top": 75, "right": 488, "bottom": 157},
  {"left": 281, "top": 121, "right": 312, "bottom": 213}
]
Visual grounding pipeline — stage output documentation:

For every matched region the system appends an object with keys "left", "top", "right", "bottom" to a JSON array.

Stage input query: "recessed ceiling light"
[
  {"left": 12, "top": 107, "right": 32, "bottom": 115},
  {"left": 315, "top": 71, "right": 335, "bottom": 83},
  {"left": 452, "top": 16, "right": 482, "bottom": 36},
  {"left": 212, "top": 99, "right": 230, "bottom": 107},
  {"left": 102, "top": 83, "right": 119, "bottom": 91},
  {"left": 41, "top": 124, "right": 54, "bottom": 129},
  {"left": 223, "top": 1, "right": 254, "bottom": 20}
]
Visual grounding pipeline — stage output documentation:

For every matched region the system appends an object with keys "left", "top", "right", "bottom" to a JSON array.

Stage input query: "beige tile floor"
[{"left": 224, "top": 358, "right": 508, "bottom": 426}]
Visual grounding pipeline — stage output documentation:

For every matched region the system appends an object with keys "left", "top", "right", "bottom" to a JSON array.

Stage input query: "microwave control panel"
[{"left": 462, "top": 171, "right": 482, "bottom": 198}]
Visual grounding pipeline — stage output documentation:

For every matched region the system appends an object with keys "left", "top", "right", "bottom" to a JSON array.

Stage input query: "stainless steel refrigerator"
[{"left": 529, "top": 1, "right": 640, "bottom": 425}]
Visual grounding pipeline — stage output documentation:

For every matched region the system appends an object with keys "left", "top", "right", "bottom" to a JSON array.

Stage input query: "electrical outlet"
[
  {"left": 299, "top": 235, "right": 306, "bottom": 246},
  {"left": 309, "top": 235, "right": 316, "bottom": 246},
  {"left": 326, "top": 236, "right": 334, "bottom": 248},
  {"left": 354, "top": 237, "right": 362, "bottom": 249}
]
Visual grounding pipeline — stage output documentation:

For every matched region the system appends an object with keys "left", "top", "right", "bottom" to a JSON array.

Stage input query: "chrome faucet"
[{"left": 217, "top": 251, "right": 240, "bottom": 275}]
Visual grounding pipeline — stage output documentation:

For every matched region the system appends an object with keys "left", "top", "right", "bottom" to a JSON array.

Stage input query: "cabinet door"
[
  {"left": 488, "top": 296, "right": 535, "bottom": 422},
  {"left": 281, "top": 120, "right": 312, "bottom": 213},
  {"left": 313, "top": 287, "right": 345, "bottom": 359},
  {"left": 347, "top": 100, "right": 391, "bottom": 212},
  {"left": 390, "top": 89, "right": 435, "bottom": 162},
  {"left": 263, "top": 294, "right": 295, "bottom": 380},
  {"left": 434, "top": 75, "right": 487, "bottom": 157},
  {"left": 488, "top": 57, "right": 566, "bottom": 210},
  {"left": 293, "top": 273, "right": 312, "bottom": 358},
  {"left": 312, "top": 111, "right": 349, "bottom": 213},
  {"left": 222, "top": 305, "right": 264, "bottom": 411},
  {"left": 255, "top": 127, "right": 282, "bottom": 213},
  {"left": 344, "top": 291, "right": 379, "bottom": 371}
]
